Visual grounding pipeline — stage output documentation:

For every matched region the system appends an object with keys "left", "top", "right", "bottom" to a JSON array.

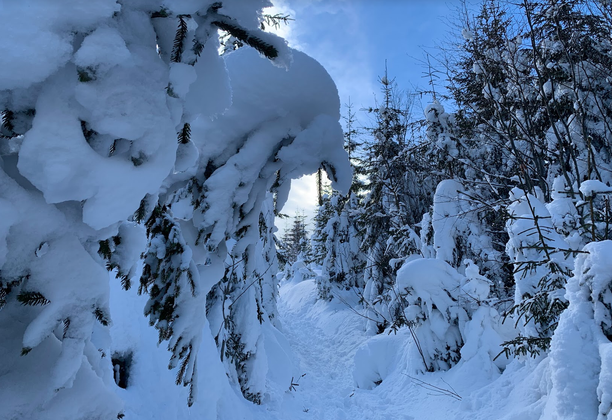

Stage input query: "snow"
[
  {"left": 0, "top": 0, "right": 120, "bottom": 90},
  {"left": 1, "top": 1, "right": 353, "bottom": 416},
  {"left": 0, "top": 168, "right": 122, "bottom": 418},
  {"left": 3, "top": 2, "right": 611, "bottom": 419},
  {"left": 462, "top": 28, "right": 475, "bottom": 41},
  {"left": 17, "top": 66, "right": 177, "bottom": 229},
  {"left": 216, "top": 275, "right": 539, "bottom": 420},
  {"left": 580, "top": 179, "right": 612, "bottom": 198},
  {"left": 73, "top": 26, "right": 132, "bottom": 75},
  {"left": 184, "top": 38, "right": 232, "bottom": 119}
]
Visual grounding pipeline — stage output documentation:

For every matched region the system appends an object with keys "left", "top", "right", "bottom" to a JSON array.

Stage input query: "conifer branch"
[
  {"left": 178, "top": 122, "right": 191, "bottom": 144},
  {"left": 63, "top": 318, "right": 71, "bottom": 338},
  {"left": 2, "top": 109, "right": 15, "bottom": 136},
  {"left": 211, "top": 15, "right": 278, "bottom": 60},
  {"left": 94, "top": 307, "right": 110, "bottom": 326},
  {"left": 17, "top": 291, "right": 50, "bottom": 306},
  {"left": 171, "top": 16, "right": 189, "bottom": 63},
  {"left": 260, "top": 13, "right": 293, "bottom": 31}
]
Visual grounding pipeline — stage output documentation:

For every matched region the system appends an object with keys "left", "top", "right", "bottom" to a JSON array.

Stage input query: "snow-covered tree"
[
  {"left": 278, "top": 214, "right": 310, "bottom": 269},
  {"left": 314, "top": 193, "right": 364, "bottom": 300},
  {"left": 503, "top": 189, "right": 573, "bottom": 356},
  {"left": 543, "top": 240, "right": 612, "bottom": 419},
  {"left": 391, "top": 258, "right": 468, "bottom": 372},
  {"left": 0, "top": 1, "right": 350, "bottom": 417},
  {"left": 358, "top": 74, "right": 426, "bottom": 333}
]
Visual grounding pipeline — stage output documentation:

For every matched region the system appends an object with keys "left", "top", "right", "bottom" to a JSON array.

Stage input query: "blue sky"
[{"left": 271, "top": 0, "right": 463, "bottom": 232}]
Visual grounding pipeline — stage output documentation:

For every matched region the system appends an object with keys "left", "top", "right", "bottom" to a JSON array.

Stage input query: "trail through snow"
[
  {"left": 108, "top": 274, "right": 550, "bottom": 420},
  {"left": 278, "top": 278, "right": 363, "bottom": 419},
  {"left": 265, "top": 277, "right": 549, "bottom": 420},
  {"left": 270, "top": 278, "right": 458, "bottom": 420}
]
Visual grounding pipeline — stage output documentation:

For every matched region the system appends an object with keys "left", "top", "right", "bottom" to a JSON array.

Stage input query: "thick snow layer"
[
  {"left": 0, "top": 0, "right": 120, "bottom": 90},
  {"left": 1, "top": 1, "right": 351, "bottom": 418},
  {"left": 0, "top": 167, "right": 123, "bottom": 419},
  {"left": 18, "top": 65, "right": 177, "bottom": 229},
  {"left": 73, "top": 26, "right": 132, "bottom": 75},
  {"left": 0, "top": 197, "right": 17, "bottom": 266},
  {"left": 108, "top": 276, "right": 252, "bottom": 420},
  {"left": 580, "top": 179, "right": 612, "bottom": 198},
  {"left": 396, "top": 258, "right": 465, "bottom": 316},
  {"left": 193, "top": 47, "right": 351, "bottom": 197},
  {"left": 189, "top": 46, "right": 351, "bottom": 247},
  {"left": 108, "top": 270, "right": 299, "bottom": 420},
  {"left": 1, "top": 259, "right": 587, "bottom": 420}
]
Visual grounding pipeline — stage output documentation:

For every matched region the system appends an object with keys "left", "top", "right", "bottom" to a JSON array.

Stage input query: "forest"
[{"left": 1, "top": 0, "right": 612, "bottom": 419}]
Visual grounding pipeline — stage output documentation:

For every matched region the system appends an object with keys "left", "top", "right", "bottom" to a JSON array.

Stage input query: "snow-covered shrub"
[
  {"left": 391, "top": 258, "right": 469, "bottom": 372},
  {"left": 504, "top": 188, "right": 573, "bottom": 356},
  {"left": 430, "top": 180, "right": 497, "bottom": 270},
  {"left": 543, "top": 241, "right": 612, "bottom": 419},
  {"left": 284, "top": 259, "right": 317, "bottom": 284},
  {"left": 353, "top": 329, "right": 406, "bottom": 389}
]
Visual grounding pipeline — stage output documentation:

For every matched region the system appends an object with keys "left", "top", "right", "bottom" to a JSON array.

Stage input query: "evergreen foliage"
[
  {"left": 0, "top": 0, "right": 351, "bottom": 416},
  {"left": 139, "top": 205, "right": 201, "bottom": 405},
  {"left": 278, "top": 214, "right": 310, "bottom": 268},
  {"left": 308, "top": 0, "right": 612, "bottom": 376}
]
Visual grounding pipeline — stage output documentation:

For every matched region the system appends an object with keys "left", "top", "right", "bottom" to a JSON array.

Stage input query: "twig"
[{"left": 403, "top": 374, "right": 462, "bottom": 401}]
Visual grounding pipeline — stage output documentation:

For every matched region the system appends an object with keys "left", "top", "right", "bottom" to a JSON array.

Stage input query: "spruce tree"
[
  {"left": 0, "top": 1, "right": 351, "bottom": 416},
  {"left": 278, "top": 214, "right": 310, "bottom": 269}
]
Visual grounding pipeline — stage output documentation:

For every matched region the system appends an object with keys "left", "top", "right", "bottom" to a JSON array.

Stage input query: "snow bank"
[{"left": 353, "top": 331, "right": 406, "bottom": 389}]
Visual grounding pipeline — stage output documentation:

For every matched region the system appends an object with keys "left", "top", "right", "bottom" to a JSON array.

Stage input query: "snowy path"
[
  {"left": 273, "top": 279, "right": 449, "bottom": 420},
  {"left": 278, "top": 279, "right": 361, "bottom": 419},
  {"left": 269, "top": 278, "right": 549, "bottom": 420}
]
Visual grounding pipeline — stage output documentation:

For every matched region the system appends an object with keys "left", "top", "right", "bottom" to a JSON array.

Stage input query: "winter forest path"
[
  {"left": 274, "top": 279, "right": 433, "bottom": 420},
  {"left": 257, "top": 279, "right": 547, "bottom": 420},
  {"left": 278, "top": 279, "right": 360, "bottom": 419},
  {"left": 271, "top": 278, "right": 546, "bottom": 420}
]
